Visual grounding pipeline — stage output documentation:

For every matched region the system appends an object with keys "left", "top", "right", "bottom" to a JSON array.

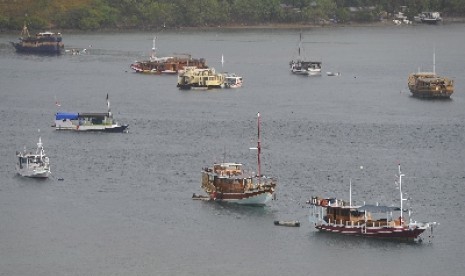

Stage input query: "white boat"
[
  {"left": 53, "top": 94, "right": 128, "bottom": 132},
  {"left": 16, "top": 135, "right": 51, "bottom": 178},
  {"left": 223, "top": 73, "right": 243, "bottom": 88},
  {"left": 290, "top": 32, "right": 322, "bottom": 76},
  {"left": 414, "top": 12, "right": 442, "bottom": 24}
]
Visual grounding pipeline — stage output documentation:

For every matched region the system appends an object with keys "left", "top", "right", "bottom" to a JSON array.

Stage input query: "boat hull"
[
  {"left": 54, "top": 124, "right": 129, "bottom": 133},
  {"left": 209, "top": 191, "right": 273, "bottom": 206},
  {"left": 409, "top": 89, "right": 453, "bottom": 99},
  {"left": 11, "top": 42, "right": 63, "bottom": 54},
  {"left": 15, "top": 164, "right": 51, "bottom": 178},
  {"left": 315, "top": 224, "right": 426, "bottom": 241}
]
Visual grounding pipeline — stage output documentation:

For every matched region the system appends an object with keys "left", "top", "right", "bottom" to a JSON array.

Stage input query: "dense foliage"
[{"left": 1, "top": 0, "right": 464, "bottom": 30}]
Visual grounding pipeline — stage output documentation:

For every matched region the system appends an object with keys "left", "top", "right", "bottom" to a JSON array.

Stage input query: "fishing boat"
[
  {"left": 309, "top": 164, "right": 437, "bottom": 242},
  {"left": 177, "top": 67, "right": 225, "bottom": 90},
  {"left": 16, "top": 134, "right": 51, "bottom": 178},
  {"left": 200, "top": 113, "right": 277, "bottom": 205},
  {"left": 53, "top": 94, "right": 128, "bottom": 132},
  {"left": 11, "top": 23, "right": 64, "bottom": 54},
  {"left": 223, "top": 73, "right": 243, "bottom": 88},
  {"left": 130, "top": 36, "right": 208, "bottom": 74},
  {"left": 408, "top": 52, "right": 454, "bottom": 98},
  {"left": 289, "top": 32, "right": 322, "bottom": 76}
]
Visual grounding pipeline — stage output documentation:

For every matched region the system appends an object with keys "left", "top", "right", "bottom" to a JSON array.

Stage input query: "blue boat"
[
  {"left": 53, "top": 95, "right": 128, "bottom": 133},
  {"left": 11, "top": 23, "right": 64, "bottom": 54}
]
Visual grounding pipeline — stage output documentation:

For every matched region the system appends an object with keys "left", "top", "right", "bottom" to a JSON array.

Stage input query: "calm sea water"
[{"left": 1, "top": 23, "right": 465, "bottom": 275}]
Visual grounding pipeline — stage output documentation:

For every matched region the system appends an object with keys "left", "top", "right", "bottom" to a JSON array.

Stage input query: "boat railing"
[{"left": 325, "top": 219, "right": 397, "bottom": 228}]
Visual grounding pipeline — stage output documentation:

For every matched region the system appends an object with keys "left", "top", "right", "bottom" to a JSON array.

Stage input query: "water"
[{"left": 1, "top": 24, "right": 465, "bottom": 275}]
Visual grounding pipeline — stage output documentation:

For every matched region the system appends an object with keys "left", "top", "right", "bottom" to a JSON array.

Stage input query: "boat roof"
[
  {"left": 55, "top": 112, "right": 110, "bottom": 120},
  {"left": 78, "top": 112, "right": 110, "bottom": 118},
  {"left": 357, "top": 205, "right": 400, "bottom": 213},
  {"left": 56, "top": 112, "right": 78, "bottom": 120},
  {"left": 214, "top": 162, "right": 243, "bottom": 167}
]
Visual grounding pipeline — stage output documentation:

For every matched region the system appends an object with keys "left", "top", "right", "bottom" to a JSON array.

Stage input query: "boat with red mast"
[
  {"left": 199, "top": 113, "right": 277, "bottom": 205},
  {"left": 309, "top": 164, "right": 437, "bottom": 242}
]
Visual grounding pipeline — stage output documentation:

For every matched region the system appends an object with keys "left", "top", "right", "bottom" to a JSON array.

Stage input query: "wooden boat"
[
  {"left": 408, "top": 72, "right": 453, "bottom": 98},
  {"left": 130, "top": 36, "right": 207, "bottom": 74},
  {"left": 408, "top": 52, "right": 454, "bottom": 98},
  {"left": 290, "top": 32, "right": 321, "bottom": 76},
  {"left": 11, "top": 23, "right": 64, "bottom": 54},
  {"left": 309, "top": 164, "right": 437, "bottom": 242},
  {"left": 16, "top": 135, "right": 51, "bottom": 178},
  {"left": 200, "top": 113, "right": 277, "bottom": 205},
  {"left": 53, "top": 94, "right": 128, "bottom": 132},
  {"left": 177, "top": 67, "right": 225, "bottom": 90}
]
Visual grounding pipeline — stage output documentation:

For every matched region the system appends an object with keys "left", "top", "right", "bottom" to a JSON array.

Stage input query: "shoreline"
[{"left": 2, "top": 18, "right": 465, "bottom": 34}]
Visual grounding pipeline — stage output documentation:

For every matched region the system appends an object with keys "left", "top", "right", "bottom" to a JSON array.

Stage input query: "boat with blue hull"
[
  {"left": 11, "top": 23, "right": 64, "bottom": 54},
  {"left": 53, "top": 95, "right": 128, "bottom": 133}
]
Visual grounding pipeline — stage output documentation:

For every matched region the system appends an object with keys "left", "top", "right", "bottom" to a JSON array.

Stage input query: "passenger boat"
[
  {"left": 53, "top": 94, "right": 128, "bottom": 132},
  {"left": 223, "top": 73, "right": 243, "bottom": 88},
  {"left": 200, "top": 113, "right": 277, "bottom": 205},
  {"left": 309, "top": 164, "right": 437, "bottom": 242},
  {"left": 130, "top": 36, "right": 208, "bottom": 74},
  {"left": 177, "top": 67, "right": 225, "bottom": 90},
  {"left": 408, "top": 73, "right": 454, "bottom": 98},
  {"left": 290, "top": 32, "right": 322, "bottom": 76},
  {"left": 16, "top": 135, "right": 51, "bottom": 178},
  {"left": 11, "top": 23, "right": 64, "bottom": 54},
  {"left": 408, "top": 52, "right": 454, "bottom": 98}
]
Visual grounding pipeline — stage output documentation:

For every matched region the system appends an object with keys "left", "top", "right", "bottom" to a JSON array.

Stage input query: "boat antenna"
[
  {"left": 106, "top": 93, "right": 111, "bottom": 117},
  {"left": 298, "top": 32, "right": 302, "bottom": 57},
  {"left": 221, "top": 54, "right": 224, "bottom": 69},
  {"left": 36, "top": 129, "right": 43, "bottom": 156}
]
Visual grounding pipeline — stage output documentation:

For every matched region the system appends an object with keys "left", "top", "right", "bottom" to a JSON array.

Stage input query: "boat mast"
[
  {"left": 257, "top": 112, "right": 261, "bottom": 177},
  {"left": 398, "top": 164, "right": 405, "bottom": 222},
  {"left": 150, "top": 36, "right": 157, "bottom": 61},
  {"left": 349, "top": 178, "right": 352, "bottom": 207},
  {"left": 249, "top": 113, "right": 262, "bottom": 177},
  {"left": 433, "top": 48, "right": 436, "bottom": 75}
]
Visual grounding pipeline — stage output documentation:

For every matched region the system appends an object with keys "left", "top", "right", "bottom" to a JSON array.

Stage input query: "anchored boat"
[
  {"left": 177, "top": 67, "right": 225, "bottom": 90},
  {"left": 200, "top": 113, "right": 277, "bottom": 205},
  {"left": 11, "top": 23, "right": 64, "bottom": 54},
  {"left": 309, "top": 164, "right": 437, "bottom": 242},
  {"left": 290, "top": 32, "right": 322, "bottom": 76},
  {"left": 408, "top": 52, "right": 454, "bottom": 98},
  {"left": 16, "top": 135, "right": 51, "bottom": 178},
  {"left": 130, "top": 36, "right": 208, "bottom": 74},
  {"left": 53, "top": 94, "right": 128, "bottom": 132}
]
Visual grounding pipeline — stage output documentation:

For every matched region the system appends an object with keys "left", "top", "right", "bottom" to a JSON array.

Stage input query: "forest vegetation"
[{"left": 1, "top": 0, "right": 464, "bottom": 31}]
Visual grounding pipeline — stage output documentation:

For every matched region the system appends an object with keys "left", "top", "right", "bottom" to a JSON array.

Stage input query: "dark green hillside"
[{"left": 1, "top": 0, "right": 464, "bottom": 31}]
